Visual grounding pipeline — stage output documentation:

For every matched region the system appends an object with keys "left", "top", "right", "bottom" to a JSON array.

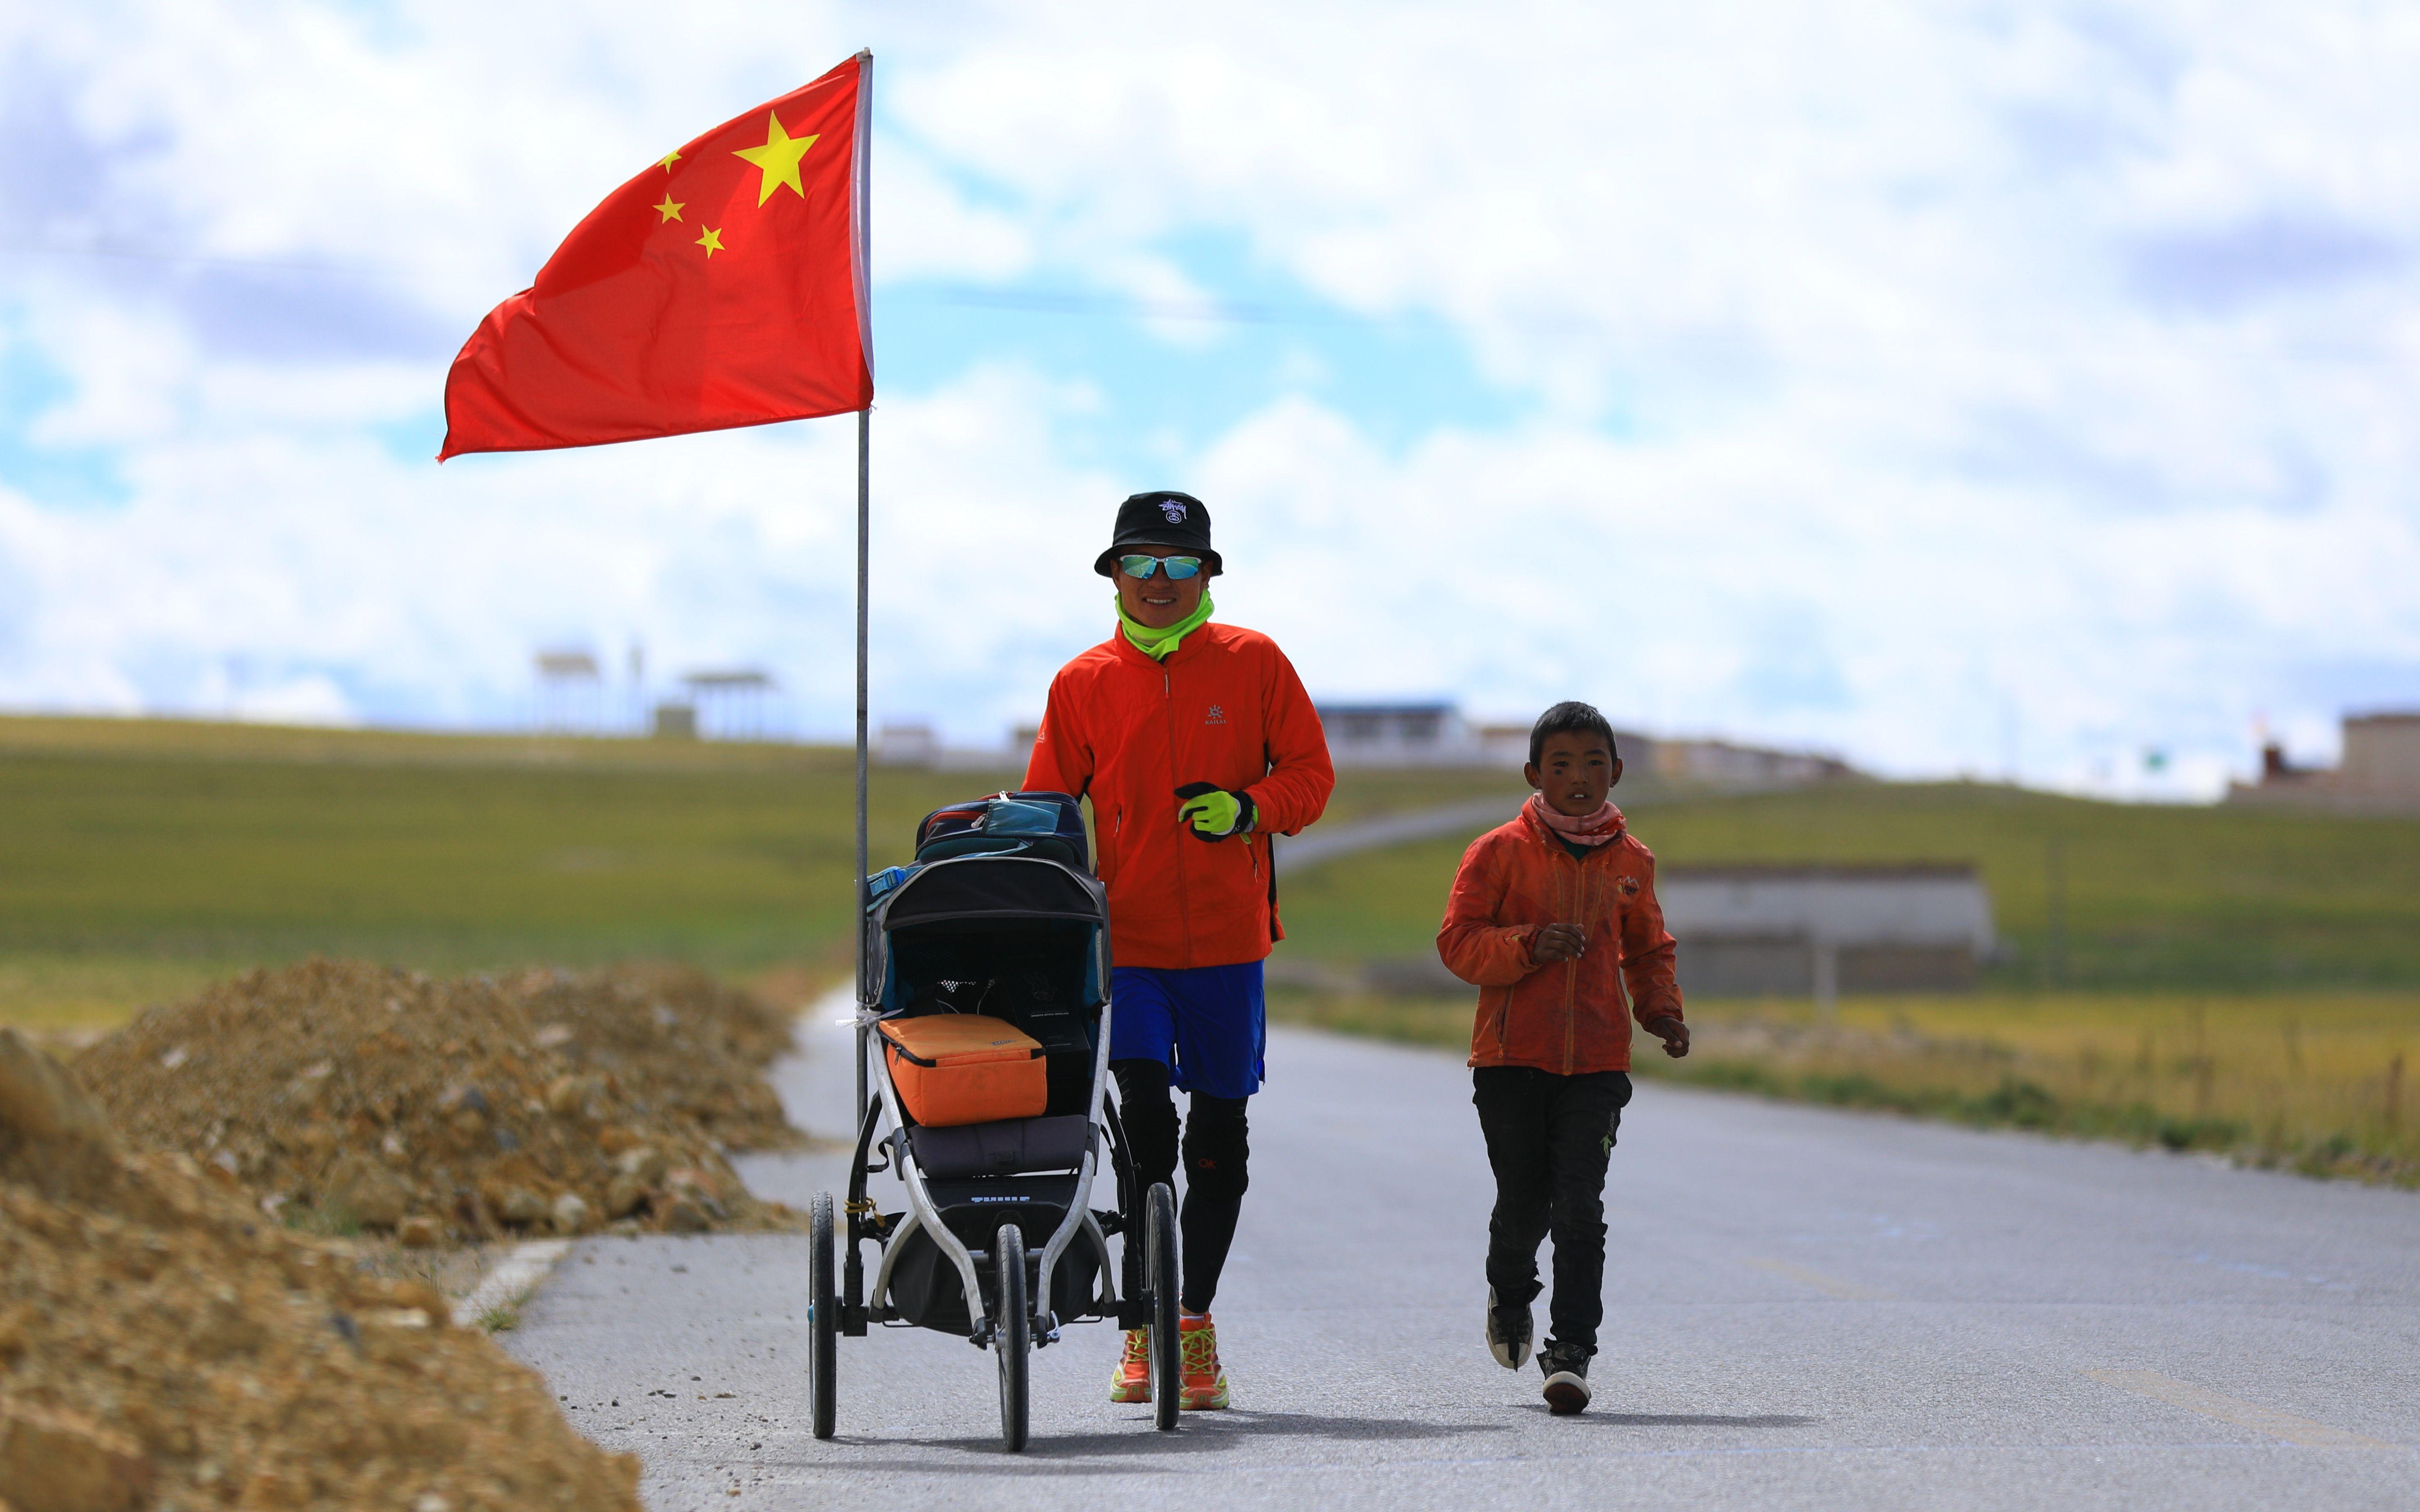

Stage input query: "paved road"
[
  {"left": 1272, "top": 796, "right": 1512, "bottom": 875},
  {"left": 506, "top": 1005, "right": 2420, "bottom": 1510}
]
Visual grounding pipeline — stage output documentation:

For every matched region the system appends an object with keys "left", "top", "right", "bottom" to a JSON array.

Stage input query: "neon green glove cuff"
[{"left": 1177, "top": 788, "right": 1249, "bottom": 837}]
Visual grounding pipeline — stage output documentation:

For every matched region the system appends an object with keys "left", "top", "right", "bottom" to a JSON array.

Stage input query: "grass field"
[
  {"left": 1269, "top": 988, "right": 2420, "bottom": 1187},
  {"left": 1279, "top": 780, "right": 2420, "bottom": 989},
  {"left": 0, "top": 714, "right": 1521, "bottom": 1026}
]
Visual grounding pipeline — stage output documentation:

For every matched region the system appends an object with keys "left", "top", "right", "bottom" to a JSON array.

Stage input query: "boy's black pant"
[{"left": 1472, "top": 1066, "right": 1632, "bottom": 1356}]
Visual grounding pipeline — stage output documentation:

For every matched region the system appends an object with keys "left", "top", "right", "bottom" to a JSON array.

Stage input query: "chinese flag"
[{"left": 439, "top": 54, "right": 871, "bottom": 459}]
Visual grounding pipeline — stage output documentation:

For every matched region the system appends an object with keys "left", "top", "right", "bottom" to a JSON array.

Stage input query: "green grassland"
[
  {"left": 1269, "top": 988, "right": 2420, "bottom": 1186},
  {"left": 0, "top": 715, "right": 1523, "bottom": 1024},
  {"left": 1279, "top": 780, "right": 2420, "bottom": 989},
  {"left": 9, "top": 711, "right": 2419, "bottom": 1032}
]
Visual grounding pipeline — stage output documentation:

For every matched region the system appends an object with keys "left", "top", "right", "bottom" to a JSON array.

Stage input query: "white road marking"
[
  {"left": 2082, "top": 1369, "right": 2388, "bottom": 1448},
  {"left": 452, "top": 1238, "right": 573, "bottom": 1328}
]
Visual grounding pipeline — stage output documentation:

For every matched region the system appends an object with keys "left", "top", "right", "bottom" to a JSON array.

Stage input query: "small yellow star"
[
  {"left": 732, "top": 112, "right": 819, "bottom": 207},
  {"left": 659, "top": 150, "right": 681, "bottom": 171},
  {"left": 652, "top": 194, "right": 684, "bottom": 224},
  {"left": 695, "top": 226, "right": 725, "bottom": 257}
]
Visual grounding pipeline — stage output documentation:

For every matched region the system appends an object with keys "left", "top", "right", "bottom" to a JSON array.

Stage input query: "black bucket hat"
[{"left": 1093, "top": 490, "right": 1221, "bottom": 578}]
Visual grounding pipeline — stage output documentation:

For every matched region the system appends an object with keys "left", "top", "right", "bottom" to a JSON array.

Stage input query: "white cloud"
[{"left": 2, "top": 0, "right": 2418, "bottom": 798}]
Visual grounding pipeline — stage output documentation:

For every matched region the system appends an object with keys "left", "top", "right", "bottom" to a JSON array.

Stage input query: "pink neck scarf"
[{"left": 1525, "top": 792, "right": 1625, "bottom": 846}]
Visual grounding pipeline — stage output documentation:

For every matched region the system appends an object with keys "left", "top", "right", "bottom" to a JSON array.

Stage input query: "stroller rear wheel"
[
  {"left": 809, "top": 1192, "right": 838, "bottom": 1440},
  {"left": 993, "top": 1223, "right": 1030, "bottom": 1452},
  {"left": 1145, "top": 1181, "right": 1180, "bottom": 1431}
]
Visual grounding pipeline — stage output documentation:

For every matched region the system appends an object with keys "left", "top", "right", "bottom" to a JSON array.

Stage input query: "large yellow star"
[
  {"left": 695, "top": 226, "right": 725, "bottom": 257},
  {"left": 732, "top": 112, "right": 819, "bottom": 207},
  {"left": 652, "top": 194, "right": 684, "bottom": 223}
]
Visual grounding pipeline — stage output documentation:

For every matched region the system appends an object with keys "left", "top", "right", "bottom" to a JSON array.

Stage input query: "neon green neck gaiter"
[{"left": 1117, "top": 591, "right": 1215, "bottom": 661}]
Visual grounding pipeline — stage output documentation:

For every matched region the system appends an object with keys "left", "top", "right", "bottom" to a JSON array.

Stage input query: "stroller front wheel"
[
  {"left": 1146, "top": 1181, "right": 1180, "bottom": 1431},
  {"left": 809, "top": 1192, "right": 838, "bottom": 1440},
  {"left": 993, "top": 1223, "right": 1030, "bottom": 1452}
]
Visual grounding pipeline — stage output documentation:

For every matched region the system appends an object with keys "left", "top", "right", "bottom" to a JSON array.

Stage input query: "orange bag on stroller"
[{"left": 877, "top": 1015, "right": 1048, "bottom": 1127}]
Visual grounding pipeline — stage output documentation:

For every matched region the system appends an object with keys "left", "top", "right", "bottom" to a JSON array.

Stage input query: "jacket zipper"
[
  {"left": 1162, "top": 666, "right": 1193, "bottom": 963},
  {"left": 1562, "top": 853, "right": 1581, "bottom": 1074}
]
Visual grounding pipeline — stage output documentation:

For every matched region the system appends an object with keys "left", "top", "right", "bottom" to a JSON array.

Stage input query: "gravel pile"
[
  {"left": 0, "top": 1027, "right": 644, "bottom": 1512},
  {"left": 74, "top": 959, "right": 802, "bottom": 1246}
]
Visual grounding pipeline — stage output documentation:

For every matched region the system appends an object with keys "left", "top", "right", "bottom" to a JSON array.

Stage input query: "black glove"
[{"left": 1173, "top": 782, "right": 1255, "bottom": 842}]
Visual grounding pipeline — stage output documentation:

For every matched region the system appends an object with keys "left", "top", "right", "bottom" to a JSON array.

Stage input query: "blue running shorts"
[{"left": 1107, "top": 961, "right": 1266, "bottom": 1100}]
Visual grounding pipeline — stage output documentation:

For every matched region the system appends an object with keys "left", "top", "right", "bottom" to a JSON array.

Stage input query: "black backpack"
[{"left": 913, "top": 791, "right": 1089, "bottom": 870}]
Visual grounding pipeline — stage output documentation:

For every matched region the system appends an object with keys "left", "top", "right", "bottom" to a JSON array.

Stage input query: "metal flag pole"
[
  {"left": 853, "top": 404, "right": 871, "bottom": 1129},
  {"left": 849, "top": 50, "right": 876, "bottom": 1142}
]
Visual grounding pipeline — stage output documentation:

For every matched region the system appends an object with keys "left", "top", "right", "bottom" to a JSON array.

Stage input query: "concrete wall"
[
  {"left": 1657, "top": 866, "right": 1997, "bottom": 954},
  {"left": 1677, "top": 939, "right": 1980, "bottom": 997},
  {"left": 1659, "top": 865, "right": 1996, "bottom": 999},
  {"left": 2343, "top": 714, "right": 2420, "bottom": 792}
]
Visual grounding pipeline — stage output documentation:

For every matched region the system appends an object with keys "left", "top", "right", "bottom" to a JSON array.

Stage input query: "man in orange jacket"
[
  {"left": 1437, "top": 700, "right": 1688, "bottom": 1414},
  {"left": 1024, "top": 489, "right": 1333, "bottom": 1411}
]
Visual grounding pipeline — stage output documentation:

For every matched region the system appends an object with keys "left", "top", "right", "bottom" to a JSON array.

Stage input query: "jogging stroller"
[{"left": 808, "top": 790, "right": 1181, "bottom": 1451}]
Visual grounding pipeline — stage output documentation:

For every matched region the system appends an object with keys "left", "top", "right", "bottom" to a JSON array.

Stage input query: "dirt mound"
[
  {"left": 75, "top": 959, "right": 800, "bottom": 1244},
  {"left": 506, "top": 963, "right": 802, "bottom": 1154},
  {"left": 0, "top": 1029, "right": 642, "bottom": 1512}
]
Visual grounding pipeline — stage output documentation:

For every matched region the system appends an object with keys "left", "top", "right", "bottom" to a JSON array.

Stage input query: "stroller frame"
[{"left": 813, "top": 849, "right": 1182, "bottom": 1449}]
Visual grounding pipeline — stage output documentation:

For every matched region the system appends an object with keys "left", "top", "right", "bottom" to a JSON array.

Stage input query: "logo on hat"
[{"left": 1158, "top": 499, "right": 1187, "bottom": 523}]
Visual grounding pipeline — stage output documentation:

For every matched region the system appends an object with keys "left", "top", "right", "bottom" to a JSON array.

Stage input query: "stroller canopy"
[{"left": 867, "top": 855, "right": 1110, "bottom": 1021}]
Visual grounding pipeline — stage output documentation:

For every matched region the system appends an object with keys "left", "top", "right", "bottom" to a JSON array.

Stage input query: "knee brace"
[
  {"left": 1112, "top": 1058, "right": 1179, "bottom": 1190},
  {"left": 1181, "top": 1094, "right": 1250, "bottom": 1205}
]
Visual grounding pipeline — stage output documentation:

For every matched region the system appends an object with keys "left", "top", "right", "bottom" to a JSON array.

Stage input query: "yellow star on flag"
[
  {"left": 659, "top": 150, "right": 681, "bottom": 171},
  {"left": 653, "top": 194, "right": 684, "bottom": 223},
  {"left": 732, "top": 113, "right": 819, "bottom": 207},
  {"left": 695, "top": 226, "right": 725, "bottom": 257}
]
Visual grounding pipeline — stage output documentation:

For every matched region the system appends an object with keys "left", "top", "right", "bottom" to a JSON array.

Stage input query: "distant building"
[
  {"left": 1659, "top": 864, "right": 1997, "bottom": 1008},
  {"left": 1637, "top": 737, "right": 1859, "bottom": 789},
  {"left": 877, "top": 722, "right": 1024, "bottom": 772},
  {"left": 2229, "top": 711, "right": 2420, "bottom": 815},
  {"left": 534, "top": 648, "right": 604, "bottom": 734},
  {"left": 1318, "top": 702, "right": 1493, "bottom": 766},
  {"left": 1312, "top": 699, "right": 1857, "bottom": 788}
]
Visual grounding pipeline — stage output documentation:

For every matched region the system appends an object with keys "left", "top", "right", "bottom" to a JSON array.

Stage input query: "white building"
[{"left": 2231, "top": 711, "right": 2420, "bottom": 814}]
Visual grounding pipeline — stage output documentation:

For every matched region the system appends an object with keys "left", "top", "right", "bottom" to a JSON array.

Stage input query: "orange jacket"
[
  {"left": 1436, "top": 803, "right": 1683, "bottom": 1074},
  {"left": 1025, "top": 622, "right": 1334, "bottom": 970}
]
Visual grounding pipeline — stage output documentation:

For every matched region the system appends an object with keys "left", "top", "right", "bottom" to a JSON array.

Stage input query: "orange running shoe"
[
  {"left": 1177, "top": 1313, "right": 1230, "bottom": 1410},
  {"left": 1108, "top": 1327, "right": 1152, "bottom": 1403}
]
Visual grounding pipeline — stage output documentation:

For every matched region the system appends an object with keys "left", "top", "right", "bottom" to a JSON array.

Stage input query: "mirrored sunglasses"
[{"left": 1119, "top": 554, "right": 1204, "bottom": 580}]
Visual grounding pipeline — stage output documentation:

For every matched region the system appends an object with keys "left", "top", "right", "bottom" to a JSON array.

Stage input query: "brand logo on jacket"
[
  {"left": 1205, "top": 705, "right": 1227, "bottom": 725},
  {"left": 1618, "top": 875, "right": 1641, "bottom": 897},
  {"left": 1159, "top": 499, "right": 1187, "bottom": 523}
]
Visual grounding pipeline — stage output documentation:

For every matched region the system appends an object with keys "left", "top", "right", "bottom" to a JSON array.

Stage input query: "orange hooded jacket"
[
  {"left": 1436, "top": 802, "right": 1684, "bottom": 1074},
  {"left": 1025, "top": 622, "right": 1334, "bottom": 970}
]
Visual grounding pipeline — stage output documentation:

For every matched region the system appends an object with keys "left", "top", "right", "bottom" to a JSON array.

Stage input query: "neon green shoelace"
[{"left": 1180, "top": 1326, "right": 1219, "bottom": 1371}]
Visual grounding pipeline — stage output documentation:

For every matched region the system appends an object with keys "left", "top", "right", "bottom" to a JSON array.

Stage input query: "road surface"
[{"left": 505, "top": 1006, "right": 2420, "bottom": 1510}]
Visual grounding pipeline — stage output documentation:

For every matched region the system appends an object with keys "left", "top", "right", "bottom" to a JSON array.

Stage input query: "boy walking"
[{"left": 1436, "top": 701, "right": 1688, "bottom": 1414}]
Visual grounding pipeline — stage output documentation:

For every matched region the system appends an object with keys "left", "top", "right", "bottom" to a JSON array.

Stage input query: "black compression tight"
[{"left": 1112, "top": 1058, "right": 1250, "bottom": 1315}]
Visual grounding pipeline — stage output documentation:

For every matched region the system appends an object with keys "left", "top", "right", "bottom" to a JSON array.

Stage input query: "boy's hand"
[
  {"left": 1644, "top": 1015, "right": 1689, "bottom": 1058},
  {"left": 1529, "top": 922, "right": 1588, "bottom": 964}
]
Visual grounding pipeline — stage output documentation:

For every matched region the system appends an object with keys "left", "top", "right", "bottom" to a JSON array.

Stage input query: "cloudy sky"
[{"left": 3, "top": 1, "right": 2415, "bottom": 796}]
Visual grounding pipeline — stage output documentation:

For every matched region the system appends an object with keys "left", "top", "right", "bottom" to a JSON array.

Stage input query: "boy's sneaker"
[
  {"left": 1539, "top": 1342, "right": 1591, "bottom": 1415},
  {"left": 1177, "top": 1313, "right": 1230, "bottom": 1410},
  {"left": 1485, "top": 1287, "right": 1533, "bottom": 1370},
  {"left": 1108, "top": 1328, "right": 1152, "bottom": 1403}
]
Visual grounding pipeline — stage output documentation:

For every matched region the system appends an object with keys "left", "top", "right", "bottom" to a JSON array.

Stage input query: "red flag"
[{"left": 439, "top": 54, "right": 872, "bottom": 459}]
